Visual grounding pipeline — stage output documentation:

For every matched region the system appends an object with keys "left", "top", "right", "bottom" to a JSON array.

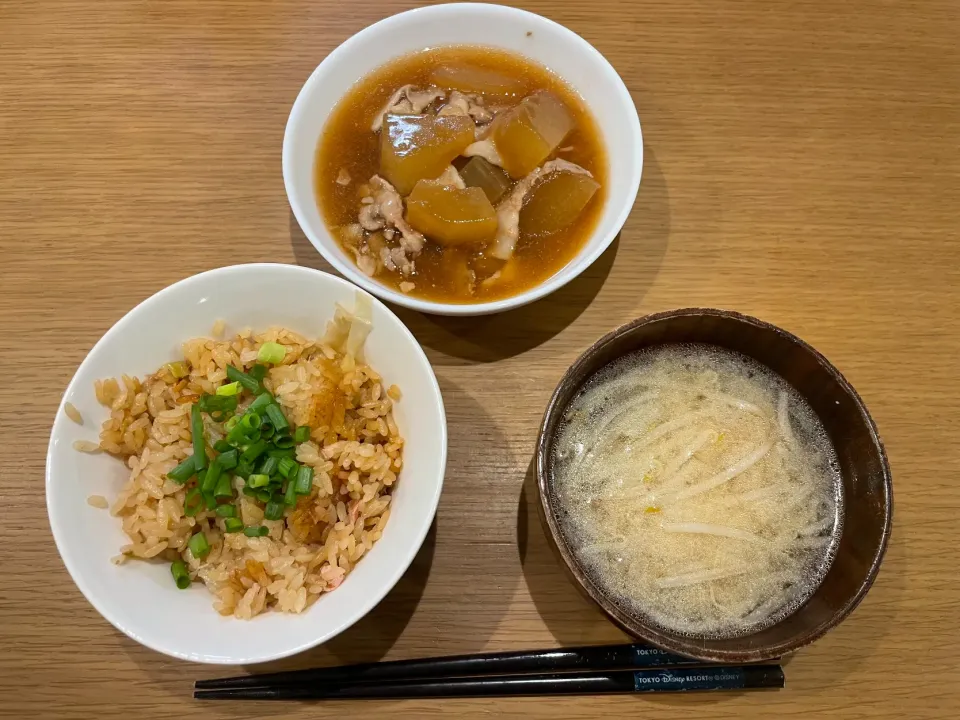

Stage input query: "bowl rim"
[
  {"left": 535, "top": 307, "right": 894, "bottom": 662},
  {"left": 45, "top": 263, "right": 448, "bottom": 664},
  {"left": 282, "top": 2, "right": 643, "bottom": 317}
]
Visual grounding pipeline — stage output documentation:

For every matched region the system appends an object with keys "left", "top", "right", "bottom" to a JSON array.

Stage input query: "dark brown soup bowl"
[{"left": 535, "top": 308, "right": 893, "bottom": 663}]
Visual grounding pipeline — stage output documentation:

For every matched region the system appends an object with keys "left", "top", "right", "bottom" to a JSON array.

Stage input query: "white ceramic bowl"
[
  {"left": 46, "top": 264, "right": 447, "bottom": 664},
  {"left": 283, "top": 2, "right": 643, "bottom": 316}
]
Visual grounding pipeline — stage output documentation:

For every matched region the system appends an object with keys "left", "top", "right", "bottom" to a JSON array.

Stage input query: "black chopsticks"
[{"left": 195, "top": 643, "right": 784, "bottom": 700}]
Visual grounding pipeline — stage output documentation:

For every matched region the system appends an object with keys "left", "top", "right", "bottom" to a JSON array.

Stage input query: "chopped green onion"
[
  {"left": 202, "top": 489, "right": 217, "bottom": 510},
  {"left": 249, "top": 364, "right": 268, "bottom": 382},
  {"left": 294, "top": 426, "right": 311, "bottom": 444},
  {"left": 218, "top": 448, "right": 239, "bottom": 470},
  {"left": 214, "top": 471, "right": 233, "bottom": 498},
  {"left": 258, "top": 456, "right": 280, "bottom": 477},
  {"left": 241, "top": 486, "right": 257, "bottom": 498},
  {"left": 240, "top": 412, "right": 262, "bottom": 432},
  {"left": 213, "top": 439, "right": 232, "bottom": 453},
  {"left": 277, "top": 457, "right": 296, "bottom": 478},
  {"left": 187, "top": 532, "right": 210, "bottom": 558},
  {"left": 167, "top": 456, "right": 196, "bottom": 484},
  {"left": 257, "top": 342, "right": 287, "bottom": 365},
  {"left": 170, "top": 560, "right": 191, "bottom": 589},
  {"left": 198, "top": 393, "right": 238, "bottom": 414},
  {"left": 256, "top": 489, "right": 272, "bottom": 503},
  {"left": 224, "top": 415, "right": 241, "bottom": 433},
  {"left": 284, "top": 478, "right": 297, "bottom": 506},
  {"left": 247, "top": 392, "right": 275, "bottom": 415},
  {"left": 216, "top": 381, "right": 241, "bottom": 397},
  {"left": 264, "top": 403, "right": 289, "bottom": 432},
  {"left": 227, "top": 413, "right": 262, "bottom": 446},
  {"left": 294, "top": 466, "right": 314, "bottom": 495},
  {"left": 273, "top": 434, "right": 295, "bottom": 449},
  {"left": 240, "top": 439, "right": 269, "bottom": 465},
  {"left": 268, "top": 447, "right": 296, "bottom": 459},
  {"left": 165, "top": 361, "right": 190, "bottom": 379},
  {"left": 226, "top": 364, "right": 262, "bottom": 393},
  {"left": 201, "top": 459, "right": 221, "bottom": 492},
  {"left": 235, "top": 460, "right": 254, "bottom": 479},
  {"left": 247, "top": 473, "right": 270, "bottom": 488},
  {"left": 223, "top": 517, "right": 244, "bottom": 533},
  {"left": 260, "top": 423, "right": 276, "bottom": 440},
  {"left": 225, "top": 424, "right": 249, "bottom": 446},
  {"left": 184, "top": 488, "right": 203, "bottom": 517},
  {"left": 215, "top": 504, "right": 237, "bottom": 518},
  {"left": 243, "top": 525, "right": 269, "bottom": 538},
  {"left": 190, "top": 403, "right": 207, "bottom": 470},
  {"left": 264, "top": 502, "right": 284, "bottom": 521}
]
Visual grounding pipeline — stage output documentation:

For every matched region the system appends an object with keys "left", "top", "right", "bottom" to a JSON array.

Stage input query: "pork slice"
[
  {"left": 489, "top": 159, "right": 593, "bottom": 260},
  {"left": 371, "top": 85, "right": 446, "bottom": 132},
  {"left": 462, "top": 138, "right": 503, "bottom": 168}
]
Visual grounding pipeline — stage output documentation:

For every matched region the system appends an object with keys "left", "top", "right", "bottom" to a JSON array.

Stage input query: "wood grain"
[{"left": 1, "top": 1, "right": 958, "bottom": 718}]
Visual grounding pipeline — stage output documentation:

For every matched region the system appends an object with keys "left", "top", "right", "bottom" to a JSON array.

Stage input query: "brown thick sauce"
[{"left": 315, "top": 46, "right": 608, "bottom": 304}]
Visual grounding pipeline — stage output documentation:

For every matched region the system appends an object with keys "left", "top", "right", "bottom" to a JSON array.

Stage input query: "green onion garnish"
[
  {"left": 277, "top": 457, "right": 296, "bottom": 478},
  {"left": 216, "top": 381, "right": 241, "bottom": 397},
  {"left": 213, "top": 439, "right": 232, "bottom": 453},
  {"left": 234, "top": 460, "right": 253, "bottom": 479},
  {"left": 190, "top": 403, "right": 207, "bottom": 470},
  {"left": 240, "top": 439, "right": 269, "bottom": 464},
  {"left": 184, "top": 488, "right": 203, "bottom": 517},
  {"left": 263, "top": 501, "right": 284, "bottom": 521},
  {"left": 241, "top": 486, "right": 257, "bottom": 498},
  {"left": 273, "top": 433, "right": 295, "bottom": 449},
  {"left": 256, "top": 489, "right": 272, "bottom": 503},
  {"left": 217, "top": 448, "right": 238, "bottom": 470},
  {"left": 170, "top": 559, "right": 191, "bottom": 589},
  {"left": 257, "top": 342, "right": 286, "bottom": 365},
  {"left": 223, "top": 517, "right": 244, "bottom": 533},
  {"left": 187, "top": 532, "right": 210, "bottom": 558},
  {"left": 249, "top": 364, "right": 268, "bottom": 382},
  {"left": 201, "top": 459, "right": 221, "bottom": 492},
  {"left": 198, "top": 393, "right": 238, "bottom": 415},
  {"left": 293, "top": 426, "right": 310, "bottom": 444},
  {"left": 258, "top": 456, "right": 280, "bottom": 477},
  {"left": 264, "top": 403, "right": 289, "bottom": 432},
  {"left": 202, "top": 489, "right": 217, "bottom": 510},
  {"left": 260, "top": 423, "right": 276, "bottom": 440},
  {"left": 243, "top": 525, "right": 269, "bottom": 538},
  {"left": 240, "top": 412, "right": 262, "bottom": 432},
  {"left": 167, "top": 456, "right": 196, "bottom": 484},
  {"left": 226, "top": 364, "right": 262, "bottom": 393},
  {"left": 247, "top": 473, "right": 270, "bottom": 488},
  {"left": 267, "top": 447, "right": 296, "bottom": 459},
  {"left": 227, "top": 413, "right": 262, "bottom": 446},
  {"left": 224, "top": 415, "right": 241, "bottom": 433},
  {"left": 215, "top": 504, "right": 237, "bottom": 518},
  {"left": 214, "top": 471, "right": 233, "bottom": 498},
  {"left": 284, "top": 478, "right": 297, "bottom": 506},
  {"left": 294, "top": 466, "right": 314, "bottom": 495},
  {"left": 247, "top": 392, "right": 275, "bottom": 414}
]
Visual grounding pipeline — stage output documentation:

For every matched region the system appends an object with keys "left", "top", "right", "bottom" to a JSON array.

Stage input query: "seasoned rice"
[
  {"left": 91, "top": 311, "right": 402, "bottom": 618},
  {"left": 64, "top": 401, "right": 84, "bottom": 424}
]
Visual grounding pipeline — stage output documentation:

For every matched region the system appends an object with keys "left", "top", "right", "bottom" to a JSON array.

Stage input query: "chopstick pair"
[{"left": 194, "top": 642, "right": 784, "bottom": 700}]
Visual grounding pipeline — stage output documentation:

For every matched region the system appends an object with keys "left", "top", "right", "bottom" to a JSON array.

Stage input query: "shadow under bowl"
[{"left": 534, "top": 308, "right": 893, "bottom": 663}]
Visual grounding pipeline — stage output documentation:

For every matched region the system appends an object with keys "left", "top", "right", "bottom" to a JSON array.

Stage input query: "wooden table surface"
[{"left": 2, "top": 0, "right": 959, "bottom": 717}]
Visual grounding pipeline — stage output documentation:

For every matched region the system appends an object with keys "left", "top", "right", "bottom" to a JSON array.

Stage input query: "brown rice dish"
[{"left": 88, "top": 296, "right": 403, "bottom": 618}]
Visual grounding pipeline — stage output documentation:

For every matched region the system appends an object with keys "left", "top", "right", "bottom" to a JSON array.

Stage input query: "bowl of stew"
[{"left": 283, "top": 3, "right": 643, "bottom": 316}]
